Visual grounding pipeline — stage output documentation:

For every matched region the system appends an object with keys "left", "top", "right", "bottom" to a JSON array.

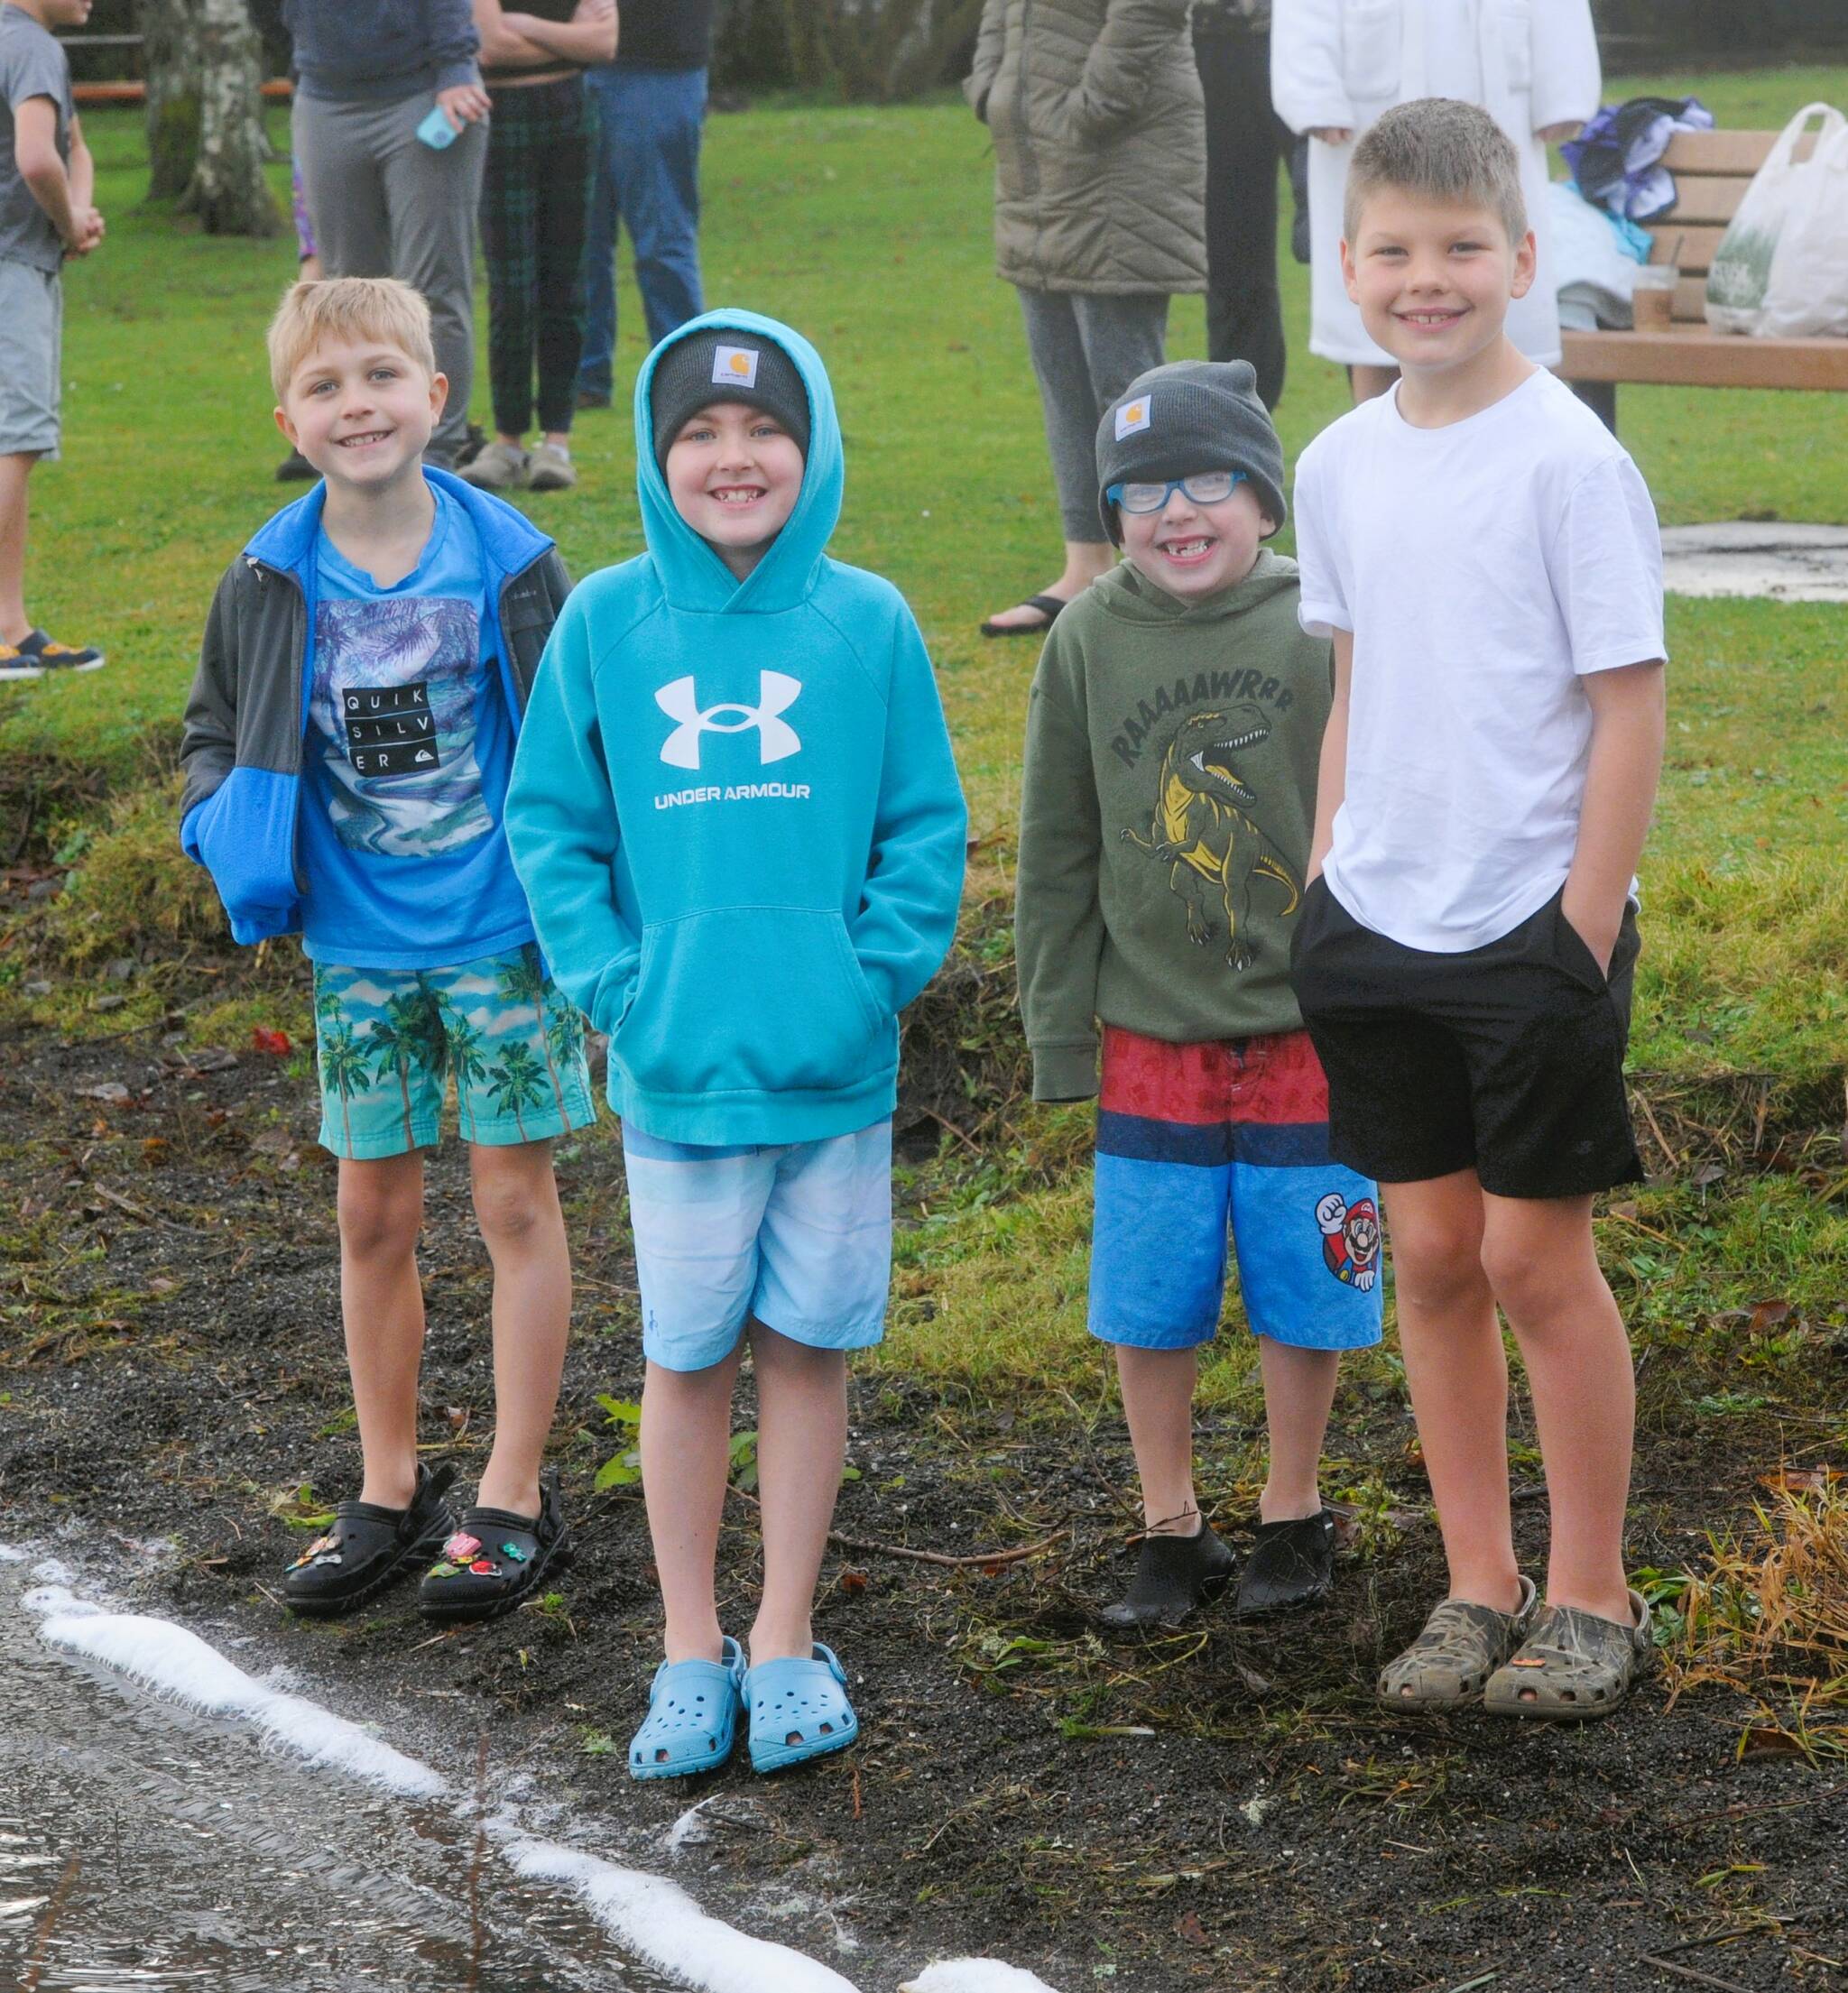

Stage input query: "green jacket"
[
  {"left": 1015, "top": 552, "right": 1332, "bottom": 1100},
  {"left": 965, "top": 0, "right": 1206, "bottom": 296}
]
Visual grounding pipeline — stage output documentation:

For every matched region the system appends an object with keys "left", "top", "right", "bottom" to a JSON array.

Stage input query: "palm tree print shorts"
[{"left": 311, "top": 945, "right": 597, "bottom": 1159}]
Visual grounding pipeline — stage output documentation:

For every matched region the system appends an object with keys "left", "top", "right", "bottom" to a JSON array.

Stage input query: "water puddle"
[{"left": 0, "top": 1546, "right": 1062, "bottom": 1993}]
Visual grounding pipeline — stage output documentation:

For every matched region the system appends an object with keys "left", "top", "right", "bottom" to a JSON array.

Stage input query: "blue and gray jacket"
[{"left": 179, "top": 470, "right": 570, "bottom": 946}]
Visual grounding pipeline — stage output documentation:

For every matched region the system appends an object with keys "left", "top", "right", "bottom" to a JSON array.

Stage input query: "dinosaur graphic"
[{"left": 1122, "top": 703, "right": 1300, "bottom": 972}]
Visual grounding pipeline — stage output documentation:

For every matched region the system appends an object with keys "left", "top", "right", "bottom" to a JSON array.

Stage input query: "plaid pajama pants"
[{"left": 479, "top": 76, "right": 599, "bottom": 438}]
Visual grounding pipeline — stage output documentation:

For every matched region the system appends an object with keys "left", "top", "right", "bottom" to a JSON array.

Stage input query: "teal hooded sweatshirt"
[{"left": 504, "top": 310, "right": 967, "bottom": 1147}]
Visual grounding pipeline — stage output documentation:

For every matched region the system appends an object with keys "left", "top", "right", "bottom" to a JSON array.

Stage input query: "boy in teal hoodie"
[{"left": 505, "top": 310, "right": 966, "bottom": 1778}]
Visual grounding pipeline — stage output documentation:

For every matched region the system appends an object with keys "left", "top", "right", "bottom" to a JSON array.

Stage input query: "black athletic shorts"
[{"left": 1288, "top": 879, "right": 1644, "bottom": 1199}]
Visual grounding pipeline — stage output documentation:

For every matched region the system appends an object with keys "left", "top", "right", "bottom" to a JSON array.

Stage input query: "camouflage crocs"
[
  {"left": 1378, "top": 1575, "right": 1538, "bottom": 1712},
  {"left": 1483, "top": 1589, "right": 1652, "bottom": 1722}
]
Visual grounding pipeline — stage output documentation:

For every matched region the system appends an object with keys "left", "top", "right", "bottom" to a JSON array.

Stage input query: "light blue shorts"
[{"left": 622, "top": 1120, "right": 893, "bottom": 1372}]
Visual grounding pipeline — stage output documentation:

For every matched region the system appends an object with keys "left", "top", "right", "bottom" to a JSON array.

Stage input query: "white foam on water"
[
  {"left": 0, "top": 1545, "right": 28, "bottom": 1564},
  {"left": 901, "top": 1966, "right": 1067, "bottom": 1993},
  {"left": 29, "top": 1593, "right": 446, "bottom": 1800},
  {"left": 14, "top": 1574, "right": 1063, "bottom": 1993},
  {"left": 504, "top": 1836, "right": 864, "bottom": 1993}
]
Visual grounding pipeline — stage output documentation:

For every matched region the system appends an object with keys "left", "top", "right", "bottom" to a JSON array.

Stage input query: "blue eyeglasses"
[{"left": 1105, "top": 470, "right": 1248, "bottom": 514}]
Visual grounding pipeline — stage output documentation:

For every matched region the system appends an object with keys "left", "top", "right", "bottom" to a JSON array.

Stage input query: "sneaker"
[
  {"left": 275, "top": 448, "right": 317, "bottom": 484},
  {"left": 457, "top": 440, "right": 530, "bottom": 491},
  {"left": 0, "top": 628, "right": 106, "bottom": 679},
  {"left": 526, "top": 441, "right": 578, "bottom": 492}
]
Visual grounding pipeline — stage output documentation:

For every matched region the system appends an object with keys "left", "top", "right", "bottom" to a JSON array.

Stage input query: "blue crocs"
[
  {"left": 628, "top": 1638, "right": 745, "bottom": 1781},
  {"left": 742, "top": 1642, "right": 860, "bottom": 1775}
]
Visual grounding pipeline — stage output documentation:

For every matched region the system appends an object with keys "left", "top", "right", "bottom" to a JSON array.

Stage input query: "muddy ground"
[{"left": 2, "top": 1012, "right": 1844, "bottom": 1993}]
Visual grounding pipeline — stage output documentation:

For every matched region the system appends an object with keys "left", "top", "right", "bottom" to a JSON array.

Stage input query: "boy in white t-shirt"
[{"left": 1289, "top": 98, "right": 1667, "bottom": 1721}]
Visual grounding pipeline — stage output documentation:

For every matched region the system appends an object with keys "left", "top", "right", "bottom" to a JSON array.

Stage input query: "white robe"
[{"left": 1270, "top": 0, "right": 1602, "bottom": 365}]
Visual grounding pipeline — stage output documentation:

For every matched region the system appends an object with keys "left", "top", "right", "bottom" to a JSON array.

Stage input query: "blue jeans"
[{"left": 578, "top": 64, "right": 707, "bottom": 397}]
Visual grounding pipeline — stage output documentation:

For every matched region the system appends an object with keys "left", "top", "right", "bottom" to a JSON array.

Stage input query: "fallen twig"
[
  {"left": 1636, "top": 1954, "right": 1755, "bottom": 1993},
  {"left": 725, "top": 1482, "right": 1064, "bottom": 1568},
  {"left": 89, "top": 1181, "right": 217, "bottom": 1236},
  {"left": 22, "top": 1854, "right": 79, "bottom": 1992}
]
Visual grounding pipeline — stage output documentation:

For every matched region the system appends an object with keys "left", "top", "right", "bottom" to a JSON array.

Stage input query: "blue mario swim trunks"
[{"left": 1088, "top": 1026, "right": 1384, "bottom": 1352}]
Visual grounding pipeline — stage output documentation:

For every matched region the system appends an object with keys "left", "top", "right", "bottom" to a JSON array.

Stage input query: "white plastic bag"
[
  {"left": 1760, "top": 121, "right": 1848, "bottom": 337},
  {"left": 1705, "top": 104, "right": 1845, "bottom": 336}
]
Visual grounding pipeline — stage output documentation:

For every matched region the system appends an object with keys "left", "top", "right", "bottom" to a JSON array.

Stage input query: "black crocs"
[
  {"left": 418, "top": 1470, "right": 572, "bottom": 1622},
  {"left": 282, "top": 1462, "right": 457, "bottom": 1618},
  {"left": 1234, "top": 1509, "right": 1335, "bottom": 1619},
  {"left": 1099, "top": 1521, "right": 1235, "bottom": 1630}
]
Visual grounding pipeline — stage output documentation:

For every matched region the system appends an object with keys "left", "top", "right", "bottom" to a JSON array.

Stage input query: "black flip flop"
[
  {"left": 978, "top": 591, "right": 1069, "bottom": 639},
  {"left": 282, "top": 1462, "right": 457, "bottom": 1619},
  {"left": 418, "top": 1470, "right": 572, "bottom": 1623},
  {"left": 1098, "top": 1521, "right": 1235, "bottom": 1631}
]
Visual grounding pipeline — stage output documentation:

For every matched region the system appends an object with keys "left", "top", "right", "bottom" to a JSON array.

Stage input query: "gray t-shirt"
[{"left": 0, "top": 6, "right": 72, "bottom": 273}]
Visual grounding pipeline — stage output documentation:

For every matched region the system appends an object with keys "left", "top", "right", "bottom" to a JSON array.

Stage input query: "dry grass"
[{"left": 1668, "top": 1478, "right": 1848, "bottom": 1760}]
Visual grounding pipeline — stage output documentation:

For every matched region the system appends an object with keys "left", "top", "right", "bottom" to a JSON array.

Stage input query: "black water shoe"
[
  {"left": 1234, "top": 1509, "right": 1335, "bottom": 1619},
  {"left": 1099, "top": 1521, "right": 1235, "bottom": 1630},
  {"left": 282, "top": 1462, "right": 457, "bottom": 1618}
]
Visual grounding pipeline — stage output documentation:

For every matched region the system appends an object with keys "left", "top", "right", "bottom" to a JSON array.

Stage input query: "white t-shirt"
[{"left": 1294, "top": 368, "right": 1666, "bottom": 953}]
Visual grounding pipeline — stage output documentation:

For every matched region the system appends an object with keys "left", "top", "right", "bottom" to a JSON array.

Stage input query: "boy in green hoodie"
[
  {"left": 1017, "top": 359, "right": 1381, "bottom": 1629},
  {"left": 505, "top": 312, "right": 966, "bottom": 1778}
]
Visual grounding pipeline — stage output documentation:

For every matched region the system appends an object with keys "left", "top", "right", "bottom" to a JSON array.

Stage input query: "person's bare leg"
[
  {"left": 1384, "top": 1170, "right": 1523, "bottom": 1613},
  {"left": 1351, "top": 363, "right": 1399, "bottom": 403},
  {"left": 469, "top": 1140, "right": 571, "bottom": 1518},
  {"left": 1114, "top": 1343, "right": 1201, "bottom": 1534},
  {"left": 1257, "top": 1337, "right": 1341, "bottom": 1523},
  {"left": 1480, "top": 1192, "right": 1635, "bottom": 1624},
  {"left": 641, "top": 1345, "right": 744, "bottom": 1665},
  {"left": 746, "top": 1322, "right": 848, "bottom": 1665},
  {"left": 983, "top": 537, "right": 1117, "bottom": 632},
  {"left": 337, "top": 1152, "right": 428, "bottom": 1512},
  {"left": 0, "top": 453, "right": 38, "bottom": 646}
]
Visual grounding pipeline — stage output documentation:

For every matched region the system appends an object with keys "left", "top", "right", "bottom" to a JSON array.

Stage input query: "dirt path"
[{"left": 2, "top": 1020, "right": 1843, "bottom": 1991}]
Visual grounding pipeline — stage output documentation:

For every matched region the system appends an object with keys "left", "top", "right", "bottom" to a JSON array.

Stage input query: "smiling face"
[
  {"left": 275, "top": 335, "right": 445, "bottom": 494},
  {"left": 663, "top": 401, "right": 805, "bottom": 578},
  {"left": 1341, "top": 188, "right": 1536, "bottom": 380},
  {"left": 1119, "top": 476, "right": 1270, "bottom": 603}
]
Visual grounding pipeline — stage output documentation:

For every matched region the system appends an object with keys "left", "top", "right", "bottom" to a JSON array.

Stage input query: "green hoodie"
[{"left": 1016, "top": 549, "right": 1332, "bottom": 1102}]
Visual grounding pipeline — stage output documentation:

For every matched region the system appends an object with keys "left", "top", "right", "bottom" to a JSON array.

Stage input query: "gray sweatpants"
[
  {"left": 1016, "top": 287, "right": 1169, "bottom": 544},
  {"left": 292, "top": 90, "right": 488, "bottom": 467}
]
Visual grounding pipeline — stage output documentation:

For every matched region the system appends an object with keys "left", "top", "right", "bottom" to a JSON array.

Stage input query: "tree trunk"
[
  {"left": 139, "top": 0, "right": 278, "bottom": 235},
  {"left": 141, "top": 0, "right": 199, "bottom": 201}
]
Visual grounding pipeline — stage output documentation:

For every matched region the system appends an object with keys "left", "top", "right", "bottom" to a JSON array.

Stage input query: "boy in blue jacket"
[
  {"left": 506, "top": 310, "right": 966, "bottom": 1778},
  {"left": 180, "top": 278, "right": 594, "bottom": 1626}
]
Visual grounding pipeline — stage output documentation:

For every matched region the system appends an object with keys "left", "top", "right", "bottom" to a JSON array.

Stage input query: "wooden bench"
[{"left": 1560, "top": 126, "right": 1848, "bottom": 430}]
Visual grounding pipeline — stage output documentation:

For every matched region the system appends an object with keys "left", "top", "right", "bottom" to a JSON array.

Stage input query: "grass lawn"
[{"left": 2, "top": 65, "right": 1845, "bottom": 1407}]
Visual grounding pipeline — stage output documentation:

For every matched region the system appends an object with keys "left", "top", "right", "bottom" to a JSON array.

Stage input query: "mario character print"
[{"left": 1317, "top": 1189, "right": 1381, "bottom": 1292}]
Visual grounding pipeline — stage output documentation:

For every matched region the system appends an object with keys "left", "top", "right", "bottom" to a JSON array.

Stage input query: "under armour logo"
[{"left": 656, "top": 672, "right": 802, "bottom": 770}]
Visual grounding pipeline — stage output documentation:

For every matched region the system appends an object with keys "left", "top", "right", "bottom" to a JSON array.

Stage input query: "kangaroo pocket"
[{"left": 616, "top": 907, "right": 885, "bottom": 1102}]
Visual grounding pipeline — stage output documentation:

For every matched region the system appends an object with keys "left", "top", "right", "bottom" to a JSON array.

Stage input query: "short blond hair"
[
  {"left": 267, "top": 276, "right": 437, "bottom": 401},
  {"left": 1344, "top": 98, "right": 1528, "bottom": 246}
]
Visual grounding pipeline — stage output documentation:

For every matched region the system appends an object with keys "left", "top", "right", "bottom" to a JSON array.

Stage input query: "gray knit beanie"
[
  {"left": 651, "top": 329, "right": 811, "bottom": 466},
  {"left": 1094, "top": 359, "right": 1287, "bottom": 544}
]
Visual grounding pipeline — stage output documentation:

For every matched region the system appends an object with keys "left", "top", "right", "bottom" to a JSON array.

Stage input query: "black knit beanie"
[
  {"left": 1094, "top": 359, "right": 1287, "bottom": 544},
  {"left": 651, "top": 329, "right": 811, "bottom": 466}
]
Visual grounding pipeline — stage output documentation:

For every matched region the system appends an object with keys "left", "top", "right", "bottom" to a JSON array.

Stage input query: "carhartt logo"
[
  {"left": 713, "top": 344, "right": 759, "bottom": 388},
  {"left": 1114, "top": 396, "right": 1151, "bottom": 440},
  {"left": 656, "top": 672, "right": 801, "bottom": 770}
]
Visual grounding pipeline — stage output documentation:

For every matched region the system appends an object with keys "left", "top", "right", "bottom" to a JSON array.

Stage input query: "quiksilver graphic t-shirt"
[{"left": 299, "top": 489, "right": 535, "bottom": 968}]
